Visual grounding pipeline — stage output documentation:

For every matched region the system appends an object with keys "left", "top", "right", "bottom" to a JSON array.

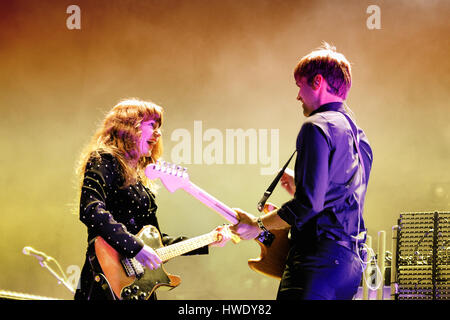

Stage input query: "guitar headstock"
[{"left": 145, "top": 161, "right": 190, "bottom": 193}]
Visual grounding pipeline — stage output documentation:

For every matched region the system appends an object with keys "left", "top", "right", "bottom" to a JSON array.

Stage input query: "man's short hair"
[{"left": 294, "top": 42, "right": 352, "bottom": 99}]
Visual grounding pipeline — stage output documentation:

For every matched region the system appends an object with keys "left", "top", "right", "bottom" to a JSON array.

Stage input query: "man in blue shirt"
[{"left": 230, "top": 43, "right": 373, "bottom": 300}]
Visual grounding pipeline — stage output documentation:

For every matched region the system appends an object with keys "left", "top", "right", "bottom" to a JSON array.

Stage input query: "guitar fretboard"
[{"left": 156, "top": 232, "right": 217, "bottom": 262}]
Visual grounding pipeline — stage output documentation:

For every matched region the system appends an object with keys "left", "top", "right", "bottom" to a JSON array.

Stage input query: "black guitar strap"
[
  {"left": 338, "top": 111, "right": 368, "bottom": 243},
  {"left": 257, "top": 150, "right": 297, "bottom": 212},
  {"left": 338, "top": 111, "right": 366, "bottom": 184}
]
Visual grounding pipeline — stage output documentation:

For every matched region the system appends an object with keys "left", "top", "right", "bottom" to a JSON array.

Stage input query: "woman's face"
[{"left": 138, "top": 118, "right": 161, "bottom": 157}]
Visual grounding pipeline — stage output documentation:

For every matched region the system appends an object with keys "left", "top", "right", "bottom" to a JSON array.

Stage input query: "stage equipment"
[
  {"left": 0, "top": 290, "right": 60, "bottom": 300},
  {"left": 377, "top": 231, "right": 386, "bottom": 299},
  {"left": 391, "top": 211, "right": 450, "bottom": 300},
  {"left": 360, "top": 233, "right": 391, "bottom": 300},
  {"left": 22, "top": 246, "right": 75, "bottom": 294}
]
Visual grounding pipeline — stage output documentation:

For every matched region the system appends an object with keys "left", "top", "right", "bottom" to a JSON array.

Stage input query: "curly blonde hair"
[{"left": 76, "top": 98, "right": 163, "bottom": 192}]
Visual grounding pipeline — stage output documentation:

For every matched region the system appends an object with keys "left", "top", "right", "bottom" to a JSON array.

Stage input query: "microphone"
[{"left": 23, "top": 246, "right": 51, "bottom": 262}]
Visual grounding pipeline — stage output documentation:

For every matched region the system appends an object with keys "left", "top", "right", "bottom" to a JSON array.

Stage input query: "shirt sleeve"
[
  {"left": 79, "top": 154, "right": 144, "bottom": 258},
  {"left": 277, "top": 121, "right": 331, "bottom": 231}
]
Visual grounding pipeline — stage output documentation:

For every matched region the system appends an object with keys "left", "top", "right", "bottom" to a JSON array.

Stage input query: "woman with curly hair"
[{"left": 74, "top": 98, "right": 230, "bottom": 300}]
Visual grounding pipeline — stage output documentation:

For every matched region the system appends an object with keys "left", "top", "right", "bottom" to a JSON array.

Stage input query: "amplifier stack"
[{"left": 391, "top": 211, "right": 450, "bottom": 300}]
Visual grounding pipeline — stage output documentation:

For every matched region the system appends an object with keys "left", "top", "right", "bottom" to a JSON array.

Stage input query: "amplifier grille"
[{"left": 395, "top": 212, "right": 450, "bottom": 300}]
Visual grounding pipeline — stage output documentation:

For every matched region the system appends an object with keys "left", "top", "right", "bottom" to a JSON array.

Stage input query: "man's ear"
[{"left": 312, "top": 74, "right": 323, "bottom": 90}]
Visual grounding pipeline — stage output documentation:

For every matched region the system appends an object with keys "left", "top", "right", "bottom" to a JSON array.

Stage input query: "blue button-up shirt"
[{"left": 277, "top": 102, "right": 373, "bottom": 244}]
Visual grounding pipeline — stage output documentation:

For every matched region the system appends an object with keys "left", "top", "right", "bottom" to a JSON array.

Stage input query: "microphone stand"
[{"left": 30, "top": 253, "right": 75, "bottom": 294}]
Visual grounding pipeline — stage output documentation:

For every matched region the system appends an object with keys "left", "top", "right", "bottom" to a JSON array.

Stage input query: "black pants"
[{"left": 277, "top": 239, "right": 362, "bottom": 300}]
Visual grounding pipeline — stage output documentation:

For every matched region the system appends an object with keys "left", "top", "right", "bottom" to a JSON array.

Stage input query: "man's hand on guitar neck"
[
  {"left": 230, "top": 207, "right": 291, "bottom": 240},
  {"left": 229, "top": 209, "right": 261, "bottom": 240}
]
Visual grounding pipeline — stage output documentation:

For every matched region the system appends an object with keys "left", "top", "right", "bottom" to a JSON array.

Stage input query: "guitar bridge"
[
  {"left": 257, "top": 230, "right": 275, "bottom": 247},
  {"left": 121, "top": 258, "right": 145, "bottom": 278}
]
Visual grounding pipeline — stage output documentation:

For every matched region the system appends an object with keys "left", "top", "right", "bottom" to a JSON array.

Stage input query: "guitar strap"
[
  {"left": 338, "top": 111, "right": 366, "bottom": 183},
  {"left": 338, "top": 111, "right": 368, "bottom": 244},
  {"left": 257, "top": 150, "right": 297, "bottom": 212}
]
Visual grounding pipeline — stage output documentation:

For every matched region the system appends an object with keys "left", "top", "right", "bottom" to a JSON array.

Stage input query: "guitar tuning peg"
[
  {"left": 171, "top": 163, "right": 177, "bottom": 175},
  {"left": 166, "top": 163, "right": 173, "bottom": 175}
]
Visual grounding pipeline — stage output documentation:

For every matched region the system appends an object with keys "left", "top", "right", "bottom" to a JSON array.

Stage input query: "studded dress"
[{"left": 74, "top": 152, "right": 208, "bottom": 300}]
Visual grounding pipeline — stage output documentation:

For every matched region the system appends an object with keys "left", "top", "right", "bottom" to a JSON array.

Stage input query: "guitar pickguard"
[{"left": 120, "top": 225, "right": 181, "bottom": 300}]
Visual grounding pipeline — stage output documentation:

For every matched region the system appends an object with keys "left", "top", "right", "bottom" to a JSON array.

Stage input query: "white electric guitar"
[
  {"left": 145, "top": 161, "right": 238, "bottom": 224},
  {"left": 144, "top": 161, "right": 289, "bottom": 279}
]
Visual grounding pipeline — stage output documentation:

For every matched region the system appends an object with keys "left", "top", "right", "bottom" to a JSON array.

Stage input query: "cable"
[
  {"left": 352, "top": 179, "right": 383, "bottom": 291},
  {"left": 345, "top": 106, "right": 383, "bottom": 291}
]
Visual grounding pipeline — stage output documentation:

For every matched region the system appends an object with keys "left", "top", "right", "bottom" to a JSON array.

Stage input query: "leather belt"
[
  {"left": 319, "top": 236, "right": 357, "bottom": 252},
  {"left": 318, "top": 235, "right": 360, "bottom": 253},
  {"left": 336, "top": 240, "right": 356, "bottom": 252}
]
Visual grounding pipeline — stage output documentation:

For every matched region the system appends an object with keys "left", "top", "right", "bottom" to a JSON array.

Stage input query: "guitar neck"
[
  {"left": 182, "top": 183, "right": 239, "bottom": 225},
  {"left": 144, "top": 162, "right": 239, "bottom": 225},
  {"left": 156, "top": 232, "right": 217, "bottom": 262}
]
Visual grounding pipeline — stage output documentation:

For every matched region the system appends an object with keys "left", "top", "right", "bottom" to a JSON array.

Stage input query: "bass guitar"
[
  {"left": 144, "top": 161, "right": 290, "bottom": 279},
  {"left": 94, "top": 225, "right": 221, "bottom": 300}
]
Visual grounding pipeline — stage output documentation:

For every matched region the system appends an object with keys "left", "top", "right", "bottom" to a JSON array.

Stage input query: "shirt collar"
[{"left": 309, "top": 102, "right": 345, "bottom": 116}]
